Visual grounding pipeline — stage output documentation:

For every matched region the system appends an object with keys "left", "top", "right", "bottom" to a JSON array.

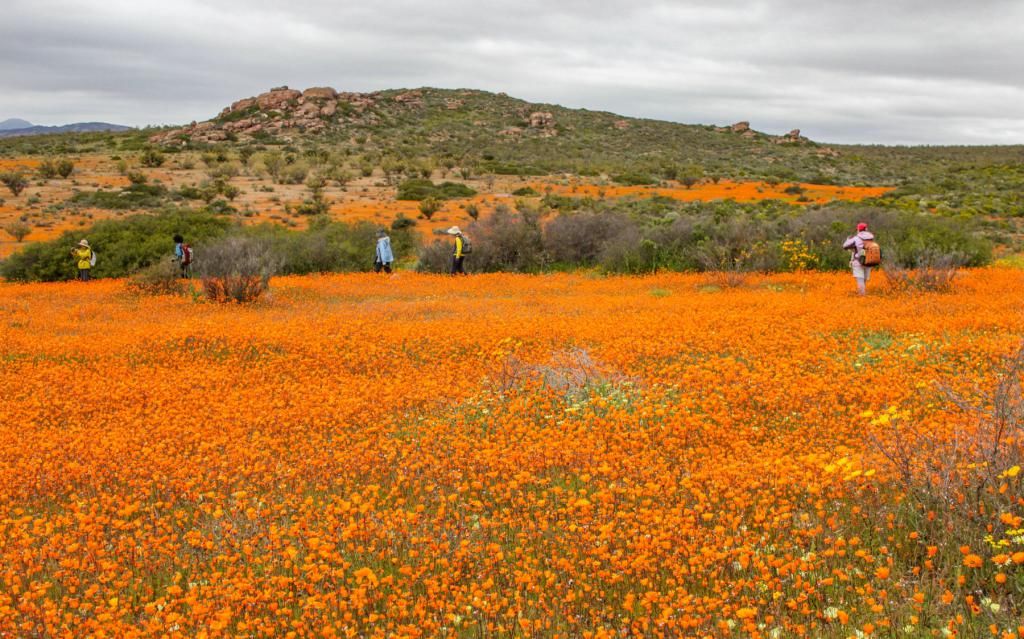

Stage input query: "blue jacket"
[{"left": 376, "top": 236, "right": 394, "bottom": 263}]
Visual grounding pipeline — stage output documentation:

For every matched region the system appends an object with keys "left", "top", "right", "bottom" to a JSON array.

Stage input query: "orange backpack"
[{"left": 860, "top": 240, "right": 882, "bottom": 267}]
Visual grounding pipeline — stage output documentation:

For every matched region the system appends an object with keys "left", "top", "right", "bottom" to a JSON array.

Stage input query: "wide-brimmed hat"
[
  {"left": 78, "top": 239, "right": 90, "bottom": 247},
  {"left": 446, "top": 226, "right": 462, "bottom": 235}
]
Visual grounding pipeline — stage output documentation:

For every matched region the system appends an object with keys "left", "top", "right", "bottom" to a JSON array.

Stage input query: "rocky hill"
[{"left": 148, "top": 85, "right": 860, "bottom": 182}]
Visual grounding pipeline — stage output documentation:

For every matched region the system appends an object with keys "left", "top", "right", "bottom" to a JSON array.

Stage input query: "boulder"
[
  {"left": 320, "top": 100, "right": 338, "bottom": 117},
  {"left": 498, "top": 127, "right": 523, "bottom": 137},
  {"left": 613, "top": 119, "right": 630, "bottom": 130},
  {"left": 786, "top": 128, "right": 801, "bottom": 138},
  {"left": 303, "top": 87, "right": 338, "bottom": 100},
  {"left": 730, "top": 121, "right": 750, "bottom": 133},
  {"left": 446, "top": 98, "right": 464, "bottom": 110},
  {"left": 256, "top": 88, "right": 302, "bottom": 110},
  {"left": 528, "top": 111, "right": 556, "bottom": 129},
  {"left": 295, "top": 102, "right": 321, "bottom": 118}
]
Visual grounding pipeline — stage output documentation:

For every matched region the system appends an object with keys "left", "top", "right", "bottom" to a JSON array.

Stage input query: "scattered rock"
[
  {"left": 498, "top": 127, "right": 523, "bottom": 137},
  {"left": 394, "top": 90, "right": 424, "bottom": 107},
  {"left": 445, "top": 99, "right": 464, "bottom": 110},
  {"left": 528, "top": 112, "right": 557, "bottom": 136},
  {"left": 613, "top": 119, "right": 630, "bottom": 130}
]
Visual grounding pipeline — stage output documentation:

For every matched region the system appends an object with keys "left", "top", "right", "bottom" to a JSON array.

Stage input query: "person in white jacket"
[
  {"left": 374, "top": 230, "right": 394, "bottom": 273},
  {"left": 842, "top": 222, "right": 875, "bottom": 296}
]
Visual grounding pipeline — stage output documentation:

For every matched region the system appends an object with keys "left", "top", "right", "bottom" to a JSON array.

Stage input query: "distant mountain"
[
  {"left": 0, "top": 122, "right": 132, "bottom": 138},
  {"left": 0, "top": 118, "right": 33, "bottom": 131}
]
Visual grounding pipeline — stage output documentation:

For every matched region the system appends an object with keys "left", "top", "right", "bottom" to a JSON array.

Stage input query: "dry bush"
[
  {"left": 125, "top": 260, "right": 187, "bottom": 296},
  {"left": 197, "top": 236, "right": 281, "bottom": 303},
  {"left": 870, "top": 343, "right": 1024, "bottom": 547},
  {"left": 489, "top": 346, "right": 629, "bottom": 396},
  {"left": 883, "top": 250, "right": 965, "bottom": 293}
]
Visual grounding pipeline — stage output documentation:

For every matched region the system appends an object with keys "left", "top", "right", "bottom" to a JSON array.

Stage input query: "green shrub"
[
  {"left": 512, "top": 187, "right": 539, "bottom": 197},
  {"left": 69, "top": 183, "right": 168, "bottom": 210},
  {"left": 0, "top": 210, "right": 231, "bottom": 282},
  {"left": 140, "top": 148, "right": 165, "bottom": 168},
  {"left": 611, "top": 173, "right": 658, "bottom": 186},
  {"left": 396, "top": 178, "right": 476, "bottom": 201}
]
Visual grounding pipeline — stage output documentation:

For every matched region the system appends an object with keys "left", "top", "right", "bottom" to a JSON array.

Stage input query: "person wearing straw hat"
[
  {"left": 446, "top": 226, "right": 468, "bottom": 275},
  {"left": 70, "top": 239, "right": 94, "bottom": 281}
]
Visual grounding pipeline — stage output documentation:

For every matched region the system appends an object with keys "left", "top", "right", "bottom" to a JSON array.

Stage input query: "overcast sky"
[{"left": 2, "top": 0, "right": 1022, "bottom": 145}]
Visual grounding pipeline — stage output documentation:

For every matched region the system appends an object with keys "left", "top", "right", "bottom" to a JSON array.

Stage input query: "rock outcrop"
[
  {"left": 527, "top": 111, "right": 558, "bottom": 137},
  {"left": 149, "top": 85, "right": 380, "bottom": 145}
]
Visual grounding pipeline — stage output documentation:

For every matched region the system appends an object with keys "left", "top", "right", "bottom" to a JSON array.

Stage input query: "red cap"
[{"left": 857, "top": 222, "right": 868, "bottom": 231}]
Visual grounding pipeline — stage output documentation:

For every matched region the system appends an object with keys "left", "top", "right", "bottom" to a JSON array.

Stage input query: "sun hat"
[
  {"left": 856, "top": 222, "right": 868, "bottom": 231},
  {"left": 78, "top": 239, "right": 90, "bottom": 247},
  {"left": 446, "top": 226, "right": 462, "bottom": 235}
]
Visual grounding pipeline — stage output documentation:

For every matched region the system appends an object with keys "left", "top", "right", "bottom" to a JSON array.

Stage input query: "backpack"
[
  {"left": 89, "top": 249, "right": 97, "bottom": 267},
  {"left": 859, "top": 240, "right": 881, "bottom": 267},
  {"left": 459, "top": 234, "right": 473, "bottom": 255},
  {"left": 181, "top": 244, "right": 193, "bottom": 266}
]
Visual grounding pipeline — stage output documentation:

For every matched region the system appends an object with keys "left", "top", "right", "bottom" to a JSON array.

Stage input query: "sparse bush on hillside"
[
  {"left": 1, "top": 171, "right": 28, "bottom": 197},
  {"left": 139, "top": 148, "right": 165, "bottom": 168},
  {"left": 418, "top": 197, "right": 441, "bottom": 220},
  {"left": 56, "top": 158, "right": 74, "bottom": 178},
  {"left": 4, "top": 221, "right": 31, "bottom": 242},
  {"left": 37, "top": 160, "right": 58, "bottom": 179},
  {"left": 396, "top": 178, "right": 476, "bottom": 201}
]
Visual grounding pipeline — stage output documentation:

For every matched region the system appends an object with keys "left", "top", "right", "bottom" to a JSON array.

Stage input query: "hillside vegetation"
[{"left": 1, "top": 86, "right": 1021, "bottom": 280}]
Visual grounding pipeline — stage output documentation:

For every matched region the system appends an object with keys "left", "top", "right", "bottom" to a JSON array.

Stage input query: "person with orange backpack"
[
  {"left": 173, "top": 234, "right": 194, "bottom": 278},
  {"left": 843, "top": 222, "right": 881, "bottom": 296}
]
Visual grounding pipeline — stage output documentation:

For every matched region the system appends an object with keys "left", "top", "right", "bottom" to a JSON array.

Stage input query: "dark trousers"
[
  {"left": 450, "top": 256, "right": 465, "bottom": 275},
  {"left": 78, "top": 269, "right": 91, "bottom": 281},
  {"left": 374, "top": 261, "right": 392, "bottom": 274}
]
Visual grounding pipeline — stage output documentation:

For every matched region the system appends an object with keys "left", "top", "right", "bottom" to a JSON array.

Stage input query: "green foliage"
[
  {"left": 69, "top": 182, "right": 169, "bottom": 210},
  {"left": 512, "top": 187, "right": 540, "bottom": 196},
  {"left": 612, "top": 173, "right": 658, "bottom": 186},
  {"left": 236, "top": 219, "right": 420, "bottom": 275},
  {"left": 0, "top": 210, "right": 231, "bottom": 282},
  {"left": 396, "top": 178, "right": 476, "bottom": 201}
]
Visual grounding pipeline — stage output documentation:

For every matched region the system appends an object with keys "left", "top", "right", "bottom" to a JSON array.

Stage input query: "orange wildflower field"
[{"left": 2, "top": 271, "right": 1024, "bottom": 638}]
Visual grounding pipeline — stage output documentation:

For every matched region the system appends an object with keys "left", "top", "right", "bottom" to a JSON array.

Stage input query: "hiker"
[
  {"left": 843, "top": 222, "right": 880, "bottom": 296},
  {"left": 173, "top": 234, "right": 193, "bottom": 278},
  {"left": 447, "top": 226, "right": 469, "bottom": 275},
  {"left": 374, "top": 229, "right": 394, "bottom": 274},
  {"left": 70, "top": 239, "right": 93, "bottom": 281}
]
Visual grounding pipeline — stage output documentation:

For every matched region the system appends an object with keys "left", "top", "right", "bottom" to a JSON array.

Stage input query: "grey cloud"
[{"left": 1, "top": 0, "right": 1021, "bottom": 144}]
